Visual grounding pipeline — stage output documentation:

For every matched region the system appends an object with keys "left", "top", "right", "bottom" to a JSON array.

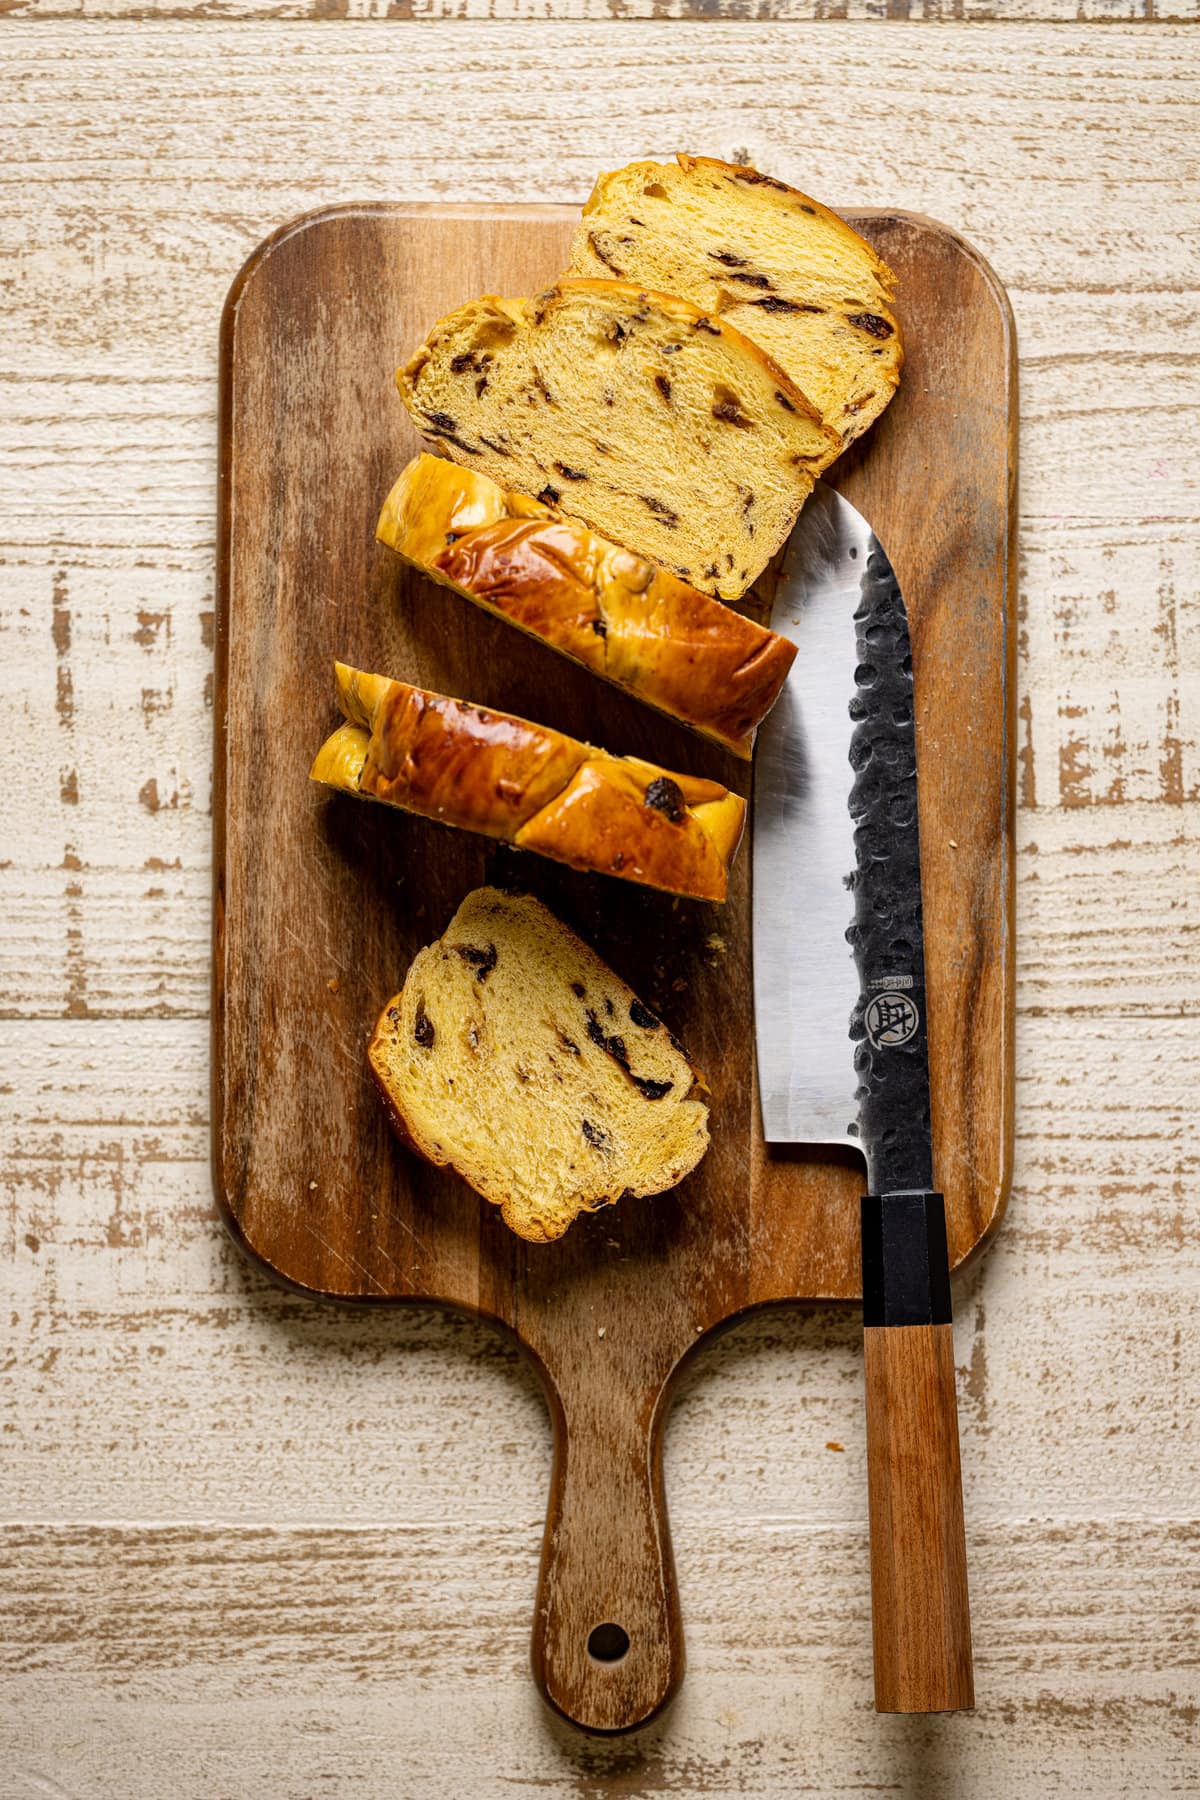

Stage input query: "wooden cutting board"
[{"left": 213, "top": 203, "right": 1015, "bottom": 1734}]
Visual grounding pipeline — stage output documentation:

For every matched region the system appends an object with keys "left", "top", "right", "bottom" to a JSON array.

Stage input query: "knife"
[{"left": 753, "top": 481, "right": 975, "bottom": 1714}]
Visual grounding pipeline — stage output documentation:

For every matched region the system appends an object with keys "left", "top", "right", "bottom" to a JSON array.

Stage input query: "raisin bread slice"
[
  {"left": 376, "top": 454, "right": 797, "bottom": 758},
  {"left": 567, "top": 155, "right": 902, "bottom": 462},
  {"left": 310, "top": 662, "right": 746, "bottom": 902},
  {"left": 369, "top": 887, "right": 710, "bottom": 1243},
  {"left": 398, "top": 279, "right": 837, "bottom": 603}
]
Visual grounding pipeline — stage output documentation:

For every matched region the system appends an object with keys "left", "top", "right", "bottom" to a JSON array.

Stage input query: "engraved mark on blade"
[{"left": 864, "top": 991, "right": 920, "bottom": 1049}]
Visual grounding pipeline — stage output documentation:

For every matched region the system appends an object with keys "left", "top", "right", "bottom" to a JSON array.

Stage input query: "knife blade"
[{"left": 754, "top": 480, "right": 974, "bottom": 1714}]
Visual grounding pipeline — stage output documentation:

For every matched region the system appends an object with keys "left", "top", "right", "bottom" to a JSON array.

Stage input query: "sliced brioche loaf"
[
  {"left": 567, "top": 155, "right": 902, "bottom": 460},
  {"left": 369, "top": 888, "right": 710, "bottom": 1242},
  {"left": 398, "top": 279, "right": 837, "bottom": 603},
  {"left": 368, "top": 889, "right": 705, "bottom": 1252},
  {"left": 310, "top": 662, "right": 746, "bottom": 903},
  {"left": 376, "top": 454, "right": 797, "bottom": 759}
]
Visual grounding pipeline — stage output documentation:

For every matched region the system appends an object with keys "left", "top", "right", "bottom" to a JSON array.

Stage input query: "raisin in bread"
[
  {"left": 376, "top": 454, "right": 797, "bottom": 759},
  {"left": 310, "top": 662, "right": 746, "bottom": 903},
  {"left": 398, "top": 279, "right": 837, "bottom": 603},
  {"left": 567, "top": 155, "right": 902, "bottom": 462},
  {"left": 369, "top": 888, "right": 710, "bottom": 1243}
]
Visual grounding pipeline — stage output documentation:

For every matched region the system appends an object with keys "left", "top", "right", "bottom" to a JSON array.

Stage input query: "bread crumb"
[
  {"left": 327, "top": 977, "right": 341, "bottom": 993},
  {"left": 597, "top": 1326, "right": 606, "bottom": 1339},
  {"left": 308, "top": 1181, "right": 318, "bottom": 1191},
  {"left": 368, "top": 888, "right": 709, "bottom": 1243},
  {"left": 826, "top": 1441, "right": 844, "bottom": 1452},
  {"left": 948, "top": 839, "right": 958, "bottom": 850},
  {"left": 704, "top": 933, "right": 726, "bottom": 961}
]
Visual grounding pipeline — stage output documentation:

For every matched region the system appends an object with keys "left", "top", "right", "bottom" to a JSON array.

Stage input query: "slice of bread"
[
  {"left": 567, "top": 155, "right": 902, "bottom": 461},
  {"left": 398, "top": 279, "right": 837, "bottom": 603},
  {"left": 369, "top": 887, "right": 710, "bottom": 1242},
  {"left": 376, "top": 454, "right": 797, "bottom": 759},
  {"left": 310, "top": 662, "right": 746, "bottom": 903}
]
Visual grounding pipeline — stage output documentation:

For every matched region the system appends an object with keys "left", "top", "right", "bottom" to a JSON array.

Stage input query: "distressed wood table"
[{"left": 2, "top": 14, "right": 1197, "bottom": 1797}]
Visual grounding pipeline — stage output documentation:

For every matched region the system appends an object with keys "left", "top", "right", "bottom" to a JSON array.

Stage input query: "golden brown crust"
[
  {"left": 362, "top": 681, "right": 587, "bottom": 837},
  {"left": 311, "top": 663, "right": 747, "bottom": 903},
  {"left": 436, "top": 519, "right": 608, "bottom": 667},
  {"left": 376, "top": 456, "right": 797, "bottom": 759},
  {"left": 514, "top": 758, "right": 732, "bottom": 901}
]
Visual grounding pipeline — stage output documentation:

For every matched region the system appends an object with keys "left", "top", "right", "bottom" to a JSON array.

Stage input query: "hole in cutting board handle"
[{"left": 587, "top": 1623, "right": 631, "bottom": 1664}]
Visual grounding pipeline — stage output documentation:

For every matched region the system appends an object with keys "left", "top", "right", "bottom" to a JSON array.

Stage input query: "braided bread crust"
[
  {"left": 311, "top": 663, "right": 746, "bottom": 904},
  {"left": 377, "top": 455, "right": 795, "bottom": 759}
]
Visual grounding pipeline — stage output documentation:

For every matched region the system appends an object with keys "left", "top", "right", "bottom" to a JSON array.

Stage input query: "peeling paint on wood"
[{"left": 4, "top": 0, "right": 1199, "bottom": 19}]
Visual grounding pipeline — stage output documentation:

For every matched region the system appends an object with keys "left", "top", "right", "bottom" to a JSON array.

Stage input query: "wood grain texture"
[
  {"left": 2, "top": 17, "right": 1199, "bottom": 1792},
  {"left": 2, "top": 1517, "right": 1198, "bottom": 1796},
  {"left": 213, "top": 205, "right": 1012, "bottom": 1729},
  {"left": 864, "top": 1322, "right": 974, "bottom": 1713},
  {"left": 216, "top": 206, "right": 1014, "bottom": 1286}
]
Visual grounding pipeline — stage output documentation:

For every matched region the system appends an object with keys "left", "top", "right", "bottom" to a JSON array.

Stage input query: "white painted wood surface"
[
  {"left": 2, "top": 21, "right": 1198, "bottom": 1796},
  {"left": 6, "top": 0, "right": 1199, "bottom": 21}
]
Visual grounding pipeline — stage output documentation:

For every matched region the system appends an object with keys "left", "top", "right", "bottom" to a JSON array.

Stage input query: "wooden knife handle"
[
  {"left": 862, "top": 1195, "right": 974, "bottom": 1713},
  {"left": 531, "top": 1373, "right": 682, "bottom": 1734}
]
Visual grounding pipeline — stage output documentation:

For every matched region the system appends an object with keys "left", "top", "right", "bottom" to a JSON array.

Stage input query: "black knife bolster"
[{"left": 861, "top": 1192, "right": 952, "bottom": 1327}]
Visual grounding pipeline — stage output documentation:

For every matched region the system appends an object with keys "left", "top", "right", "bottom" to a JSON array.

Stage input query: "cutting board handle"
[{"left": 531, "top": 1370, "right": 682, "bottom": 1733}]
